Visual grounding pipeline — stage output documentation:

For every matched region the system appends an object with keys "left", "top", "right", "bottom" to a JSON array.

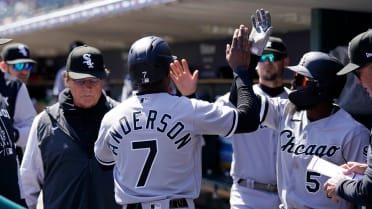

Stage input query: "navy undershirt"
[{"left": 258, "top": 83, "right": 285, "bottom": 97}]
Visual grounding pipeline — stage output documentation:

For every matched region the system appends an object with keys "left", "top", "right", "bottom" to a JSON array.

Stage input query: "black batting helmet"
[
  {"left": 128, "top": 36, "right": 176, "bottom": 85},
  {"left": 287, "top": 51, "right": 346, "bottom": 109}
]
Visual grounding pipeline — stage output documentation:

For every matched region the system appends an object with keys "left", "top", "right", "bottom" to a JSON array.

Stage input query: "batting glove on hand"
[{"left": 249, "top": 9, "right": 272, "bottom": 56}]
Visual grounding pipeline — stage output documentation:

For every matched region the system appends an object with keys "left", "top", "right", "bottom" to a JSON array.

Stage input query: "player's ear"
[
  {"left": 283, "top": 57, "right": 290, "bottom": 67},
  {"left": 0, "top": 61, "right": 7, "bottom": 72},
  {"left": 63, "top": 71, "right": 69, "bottom": 87}
]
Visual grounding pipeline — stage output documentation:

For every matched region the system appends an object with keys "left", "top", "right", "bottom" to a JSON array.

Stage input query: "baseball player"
[
  {"left": 0, "top": 93, "right": 25, "bottom": 206},
  {"left": 1, "top": 43, "right": 37, "bottom": 83},
  {"left": 0, "top": 44, "right": 37, "bottom": 154},
  {"left": 323, "top": 29, "right": 372, "bottom": 208},
  {"left": 216, "top": 36, "right": 290, "bottom": 209},
  {"left": 258, "top": 51, "right": 369, "bottom": 209},
  {"left": 94, "top": 11, "right": 272, "bottom": 208}
]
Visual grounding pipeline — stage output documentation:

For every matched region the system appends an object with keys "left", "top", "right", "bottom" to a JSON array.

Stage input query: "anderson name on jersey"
[
  {"left": 95, "top": 93, "right": 238, "bottom": 204},
  {"left": 108, "top": 108, "right": 194, "bottom": 154}
]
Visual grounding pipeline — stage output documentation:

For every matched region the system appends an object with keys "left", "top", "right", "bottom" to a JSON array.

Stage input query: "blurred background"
[
  {"left": 0, "top": 0, "right": 371, "bottom": 106},
  {"left": 0, "top": 1, "right": 371, "bottom": 208}
]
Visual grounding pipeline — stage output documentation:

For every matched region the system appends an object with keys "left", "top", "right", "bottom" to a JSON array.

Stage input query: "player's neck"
[
  {"left": 137, "top": 78, "right": 170, "bottom": 95},
  {"left": 259, "top": 79, "right": 283, "bottom": 88},
  {"left": 258, "top": 83, "right": 285, "bottom": 97},
  {"left": 306, "top": 102, "right": 336, "bottom": 121}
]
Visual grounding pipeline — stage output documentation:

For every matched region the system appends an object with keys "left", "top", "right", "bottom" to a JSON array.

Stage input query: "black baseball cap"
[
  {"left": 1, "top": 43, "right": 36, "bottom": 64},
  {"left": 337, "top": 29, "right": 372, "bottom": 75},
  {"left": 66, "top": 45, "right": 107, "bottom": 79},
  {"left": 263, "top": 36, "right": 287, "bottom": 56}
]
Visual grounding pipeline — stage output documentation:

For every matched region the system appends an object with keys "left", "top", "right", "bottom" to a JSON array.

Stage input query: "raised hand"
[
  {"left": 170, "top": 59, "right": 199, "bottom": 96},
  {"left": 249, "top": 8, "right": 272, "bottom": 55},
  {"left": 226, "top": 24, "right": 251, "bottom": 70}
]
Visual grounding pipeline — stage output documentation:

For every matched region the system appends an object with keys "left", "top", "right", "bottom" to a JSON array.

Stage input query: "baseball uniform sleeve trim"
[
  {"left": 95, "top": 155, "right": 115, "bottom": 166},
  {"left": 225, "top": 110, "right": 238, "bottom": 137},
  {"left": 259, "top": 95, "right": 269, "bottom": 123}
]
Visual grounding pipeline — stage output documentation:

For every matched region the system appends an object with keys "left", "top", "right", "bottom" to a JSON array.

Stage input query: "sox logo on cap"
[{"left": 83, "top": 54, "right": 94, "bottom": 69}]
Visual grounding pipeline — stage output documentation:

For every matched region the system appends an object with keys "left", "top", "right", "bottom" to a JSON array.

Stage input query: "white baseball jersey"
[
  {"left": 217, "top": 84, "right": 290, "bottom": 209},
  {"left": 94, "top": 92, "right": 238, "bottom": 205},
  {"left": 260, "top": 97, "right": 370, "bottom": 209}
]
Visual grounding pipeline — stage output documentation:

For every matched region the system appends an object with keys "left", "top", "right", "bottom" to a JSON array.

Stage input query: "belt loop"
[{"left": 248, "top": 179, "right": 255, "bottom": 188}]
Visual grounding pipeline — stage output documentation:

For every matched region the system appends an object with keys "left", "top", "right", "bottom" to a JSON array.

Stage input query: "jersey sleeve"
[
  {"left": 20, "top": 113, "right": 44, "bottom": 209},
  {"left": 215, "top": 93, "right": 231, "bottom": 107},
  {"left": 191, "top": 98, "right": 238, "bottom": 137},
  {"left": 341, "top": 126, "right": 369, "bottom": 163},
  {"left": 94, "top": 112, "right": 116, "bottom": 166},
  {"left": 13, "top": 84, "right": 37, "bottom": 150}
]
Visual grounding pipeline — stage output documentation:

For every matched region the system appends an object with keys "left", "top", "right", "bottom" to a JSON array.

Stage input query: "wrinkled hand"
[
  {"left": 226, "top": 24, "right": 251, "bottom": 70},
  {"left": 323, "top": 175, "right": 346, "bottom": 203},
  {"left": 170, "top": 59, "right": 199, "bottom": 96},
  {"left": 249, "top": 8, "right": 272, "bottom": 55},
  {"left": 341, "top": 162, "right": 367, "bottom": 175}
]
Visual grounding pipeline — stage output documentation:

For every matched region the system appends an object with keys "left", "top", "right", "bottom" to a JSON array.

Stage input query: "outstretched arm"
[
  {"left": 226, "top": 24, "right": 259, "bottom": 133},
  {"left": 227, "top": 9, "right": 272, "bottom": 133}
]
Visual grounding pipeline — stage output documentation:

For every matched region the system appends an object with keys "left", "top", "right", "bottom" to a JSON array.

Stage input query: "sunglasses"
[
  {"left": 13, "top": 63, "right": 33, "bottom": 72},
  {"left": 300, "top": 77, "right": 319, "bottom": 87},
  {"left": 259, "top": 53, "right": 283, "bottom": 63},
  {"left": 71, "top": 78, "right": 101, "bottom": 86}
]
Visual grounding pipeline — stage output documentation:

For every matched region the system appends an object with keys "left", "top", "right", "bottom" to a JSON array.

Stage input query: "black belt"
[
  {"left": 237, "top": 179, "right": 277, "bottom": 193},
  {"left": 127, "top": 198, "right": 188, "bottom": 209}
]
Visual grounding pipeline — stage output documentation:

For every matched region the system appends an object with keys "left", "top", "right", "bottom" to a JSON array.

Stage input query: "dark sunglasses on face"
[
  {"left": 71, "top": 77, "right": 101, "bottom": 86},
  {"left": 13, "top": 63, "right": 33, "bottom": 72},
  {"left": 259, "top": 53, "right": 283, "bottom": 63},
  {"left": 300, "top": 77, "right": 319, "bottom": 87}
]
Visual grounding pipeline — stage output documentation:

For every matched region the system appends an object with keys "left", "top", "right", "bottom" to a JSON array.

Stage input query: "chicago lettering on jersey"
[
  {"left": 0, "top": 108, "right": 13, "bottom": 156},
  {"left": 280, "top": 130, "right": 340, "bottom": 157},
  {"left": 108, "top": 109, "right": 191, "bottom": 155},
  {"left": 0, "top": 108, "right": 10, "bottom": 119}
]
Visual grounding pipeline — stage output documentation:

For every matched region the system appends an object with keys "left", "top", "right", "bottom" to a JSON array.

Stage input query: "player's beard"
[
  {"left": 294, "top": 103, "right": 315, "bottom": 111},
  {"left": 288, "top": 84, "right": 319, "bottom": 111},
  {"left": 261, "top": 72, "right": 279, "bottom": 81}
]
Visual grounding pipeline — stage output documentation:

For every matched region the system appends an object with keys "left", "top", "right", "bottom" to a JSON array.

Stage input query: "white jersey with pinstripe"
[
  {"left": 260, "top": 96, "right": 369, "bottom": 209},
  {"left": 94, "top": 92, "right": 238, "bottom": 205},
  {"left": 217, "top": 84, "right": 290, "bottom": 209}
]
